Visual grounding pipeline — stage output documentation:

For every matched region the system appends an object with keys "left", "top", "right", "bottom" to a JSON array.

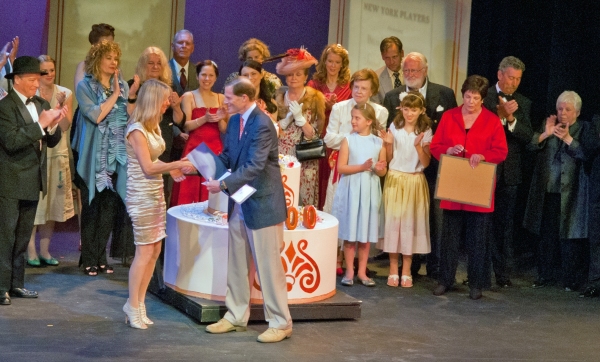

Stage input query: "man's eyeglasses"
[{"left": 402, "top": 68, "right": 423, "bottom": 75}]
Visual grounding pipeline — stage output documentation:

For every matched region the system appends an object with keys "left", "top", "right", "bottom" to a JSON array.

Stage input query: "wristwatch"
[{"left": 219, "top": 180, "right": 227, "bottom": 191}]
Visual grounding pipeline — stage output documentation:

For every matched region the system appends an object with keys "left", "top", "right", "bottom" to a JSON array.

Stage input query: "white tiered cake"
[
  {"left": 205, "top": 191, "right": 229, "bottom": 215},
  {"left": 279, "top": 155, "right": 301, "bottom": 209}
]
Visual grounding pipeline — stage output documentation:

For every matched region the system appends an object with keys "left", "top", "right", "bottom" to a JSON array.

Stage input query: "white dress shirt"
[
  {"left": 172, "top": 59, "right": 190, "bottom": 83},
  {"left": 324, "top": 98, "right": 388, "bottom": 150}
]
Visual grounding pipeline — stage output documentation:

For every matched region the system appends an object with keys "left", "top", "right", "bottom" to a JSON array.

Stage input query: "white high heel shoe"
[
  {"left": 139, "top": 302, "right": 153, "bottom": 325},
  {"left": 123, "top": 300, "right": 147, "bottom": 330}
]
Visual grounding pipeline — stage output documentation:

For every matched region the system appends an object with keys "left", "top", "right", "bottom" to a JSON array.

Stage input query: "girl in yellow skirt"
[{"left": 378, "top": 91, "right": 432, "bottom": 288}]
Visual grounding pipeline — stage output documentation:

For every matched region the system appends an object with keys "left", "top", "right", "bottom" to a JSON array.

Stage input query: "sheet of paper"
[
  {"left": 230, "top": 184, "right": 256, "bottom": 204},
  {"left": 187, "top": 142, "right": 228, "bottom": 180},
  {"left": 201, "top": 172, "right": 231, "bottom": 186}
]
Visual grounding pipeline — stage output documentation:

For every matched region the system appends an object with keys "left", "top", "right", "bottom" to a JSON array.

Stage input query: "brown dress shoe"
[
  {"left": 257, "top": 327, "right": 292, "bottom": 343},
  {"left": 205, "top": 318, "right": 247, "bottom": 334}
]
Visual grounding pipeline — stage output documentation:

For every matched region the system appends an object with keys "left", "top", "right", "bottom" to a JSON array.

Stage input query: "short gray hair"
[
  {"left": 556, "top": 91, "right": 582, "bottom": 112},
  {"left": 172, "top": 29, "right": 194, "bottom": 43},
  {"left": 403, "top": 52, "right": 428, "bottom": 69},
  {"left": 498, "top": 56, "right": 525, "bottom": 72}
]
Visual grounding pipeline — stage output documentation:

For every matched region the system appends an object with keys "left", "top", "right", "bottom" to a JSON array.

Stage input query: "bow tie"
[
  {"left": 25, "top": 97, "right": 34, "bottom": 105},
  {"left": 498, "top": 91, "right": 513, "bottom": 101}
]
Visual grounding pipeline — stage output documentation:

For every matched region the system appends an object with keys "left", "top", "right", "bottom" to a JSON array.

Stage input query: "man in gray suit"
[
  {"left": 371, "top": 36, "right": 404, "bottom": 104},
  {"left": 204, "top": 78, "right": 292, "bottom": 343}
]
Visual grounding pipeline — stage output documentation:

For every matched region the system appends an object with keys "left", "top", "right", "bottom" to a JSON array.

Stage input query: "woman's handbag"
[{"left": 295, "top": 133, "right": 326, "bottom": 161}]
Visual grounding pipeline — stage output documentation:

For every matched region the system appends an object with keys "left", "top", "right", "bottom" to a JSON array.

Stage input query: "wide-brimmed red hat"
[
  {"left": 275, "top": 47, "right": 318, "bottom": 76},
  {"left": 4, "top": 56, "right": 48, "bottom": 79}
]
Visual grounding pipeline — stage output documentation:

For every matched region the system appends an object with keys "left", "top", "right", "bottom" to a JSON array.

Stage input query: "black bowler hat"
[{"left": 4, "top": 56, "right": 48, "bottom": 79}]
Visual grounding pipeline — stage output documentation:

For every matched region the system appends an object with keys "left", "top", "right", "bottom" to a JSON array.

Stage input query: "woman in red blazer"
[{"left": 429, "top": 75, "right": 507, "bottom": 300}]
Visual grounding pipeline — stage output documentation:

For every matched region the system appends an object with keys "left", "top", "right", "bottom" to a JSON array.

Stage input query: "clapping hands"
[
  {"left": 373, "top": 160, "right": 386, "bottom": 172},
  {"left": 288, "top": 101, "right": 307, "bottom": 126},
  {"left": 168, "top": 91, "right": 182, "bottom": 109},
  {"left": 39, "top": 104, "right": 69, "bottom": 129},
  {"left": 378, "top": 129, "right": 393, "bottom": 144}
]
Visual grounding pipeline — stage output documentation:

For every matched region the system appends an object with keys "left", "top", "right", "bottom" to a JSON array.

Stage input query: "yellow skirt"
[{"left": 377, "top": 170, "right": 430, "bottom": 254}]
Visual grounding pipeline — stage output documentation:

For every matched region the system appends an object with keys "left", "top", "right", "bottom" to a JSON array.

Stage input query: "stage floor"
[{"left": 2, "top": 219, "right": 600, "bottom": 361}]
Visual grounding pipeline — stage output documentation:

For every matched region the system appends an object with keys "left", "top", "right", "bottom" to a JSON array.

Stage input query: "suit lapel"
[
  {"left": 425, "top": 83, "right": 440, "bottom": 115},
  {"left": 10, "top": 91, "right": 35, "bottom": 125},
  {"left": 169, "top": 59, "right": 183, "bottom": 95},
  {"left": 231, "top": 107, "right": 259, "bottom": 168}
]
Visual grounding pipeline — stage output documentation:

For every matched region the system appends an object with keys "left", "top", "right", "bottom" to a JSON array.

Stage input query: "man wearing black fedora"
[{"left": 0, "top": 56, "right": 67, "bottom": 305}]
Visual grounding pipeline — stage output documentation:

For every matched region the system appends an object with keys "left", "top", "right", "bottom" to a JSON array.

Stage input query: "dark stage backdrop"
[
  {"left": 185, "top": 0, "right": 331, "bottom": 91},
  {"left": 468, "top": 0, "right": 600, "bottom": 126},
  {"left": 468, "top": 0, "right": 600, "bottom": 265},
  {"left": 0, "top": 0, "right": 50, "bottom": 58}
]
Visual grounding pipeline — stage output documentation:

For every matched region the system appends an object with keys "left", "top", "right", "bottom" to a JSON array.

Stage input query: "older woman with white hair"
[{"left": 524, "top": 91, "right": 589, "bottom": 292}]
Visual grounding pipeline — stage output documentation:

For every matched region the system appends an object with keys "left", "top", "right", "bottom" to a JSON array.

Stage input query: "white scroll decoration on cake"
[{"left": 279, "top": 154, "right": 301, "bottom": 209}]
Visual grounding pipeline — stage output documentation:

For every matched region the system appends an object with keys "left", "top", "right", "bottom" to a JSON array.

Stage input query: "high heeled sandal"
[
  {"left": 98, "top": 265, "right": 114, "bottom": 274},
  {"left": 123, "top": 300, "right": 147, "bottom": 330},
  {"left": 83, "top": 266, "right": 98, "bottom": 276},
  {"left": 401, "top": 275, "right": 413, "bottom": 288},
  {"left": 139, "top": 302, "right": 153, "bottom": 325}
]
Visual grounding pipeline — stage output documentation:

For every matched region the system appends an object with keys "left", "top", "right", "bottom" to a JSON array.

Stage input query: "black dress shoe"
[
  {"left": 496, "top": 278, "right": 513, "bottom": 288},
  {"left": 469, "top": 288, "right": 482, "bottom": 300},
  {"left": 0, "top": 291, "right": 10, "bottom": 305},
  {"left": 433, "top": 284, "right": 448, "bottom": 296},
  {"left": 9, "top": 288, "right": 38, "bottom": 298},
  {"left": 532, "top": 278, "right": 555, "bottom": 289},
  {"left": 579, "top": 286, "right": 600, "bottom": 298}
]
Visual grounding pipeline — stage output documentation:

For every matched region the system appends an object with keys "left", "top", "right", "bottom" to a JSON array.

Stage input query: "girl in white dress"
[
  {"left": 332, "top": 104, "right": 387, "bottom": 286},
  {"left": 378, "top": 91, "right": 432, "bottom": 288}
]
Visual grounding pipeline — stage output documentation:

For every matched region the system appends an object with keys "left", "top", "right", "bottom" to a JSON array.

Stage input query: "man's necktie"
[
  {"left": 180, "top": 68, "right": 187, "bottom": 89},
  {"left": 498, "top": 91, "right": 513, "bottom": 102},
  {"left": 393, "top": 72, "right": 400, "bottom": 89},
  {"left": 239, "top": 116, "right": 244, "bottom": 140},
  {"left": 26, "top": 97, "right": 34, "bottom": 105}
]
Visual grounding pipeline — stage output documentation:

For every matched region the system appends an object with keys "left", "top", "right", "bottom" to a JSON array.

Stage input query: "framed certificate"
[{"left": 434, "top": 154, "right": 497, "bottom": 208}]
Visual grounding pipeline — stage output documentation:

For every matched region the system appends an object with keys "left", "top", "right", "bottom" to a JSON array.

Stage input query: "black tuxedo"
[
  {"left": 383, "top": 81, "right": 457, "bottom": 277},
  {"left": 483, "top": 86, "right": 533, "bottom": 186},
  {"left": 0, "top": 90, "right": 62, "bottom": 291},
  {"left": 483, "top": 85, "right": 533, "bottom": 282},
  {"left": 383, "top": 81, "right": 457, "bottom": 131}
]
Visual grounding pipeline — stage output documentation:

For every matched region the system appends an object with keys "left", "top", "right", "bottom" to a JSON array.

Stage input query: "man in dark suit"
[
  {"left": 383, "top": 52, "right": 457, "bottom": 279},
  {"left": 0, "top": 56, "right": 65, "bottom": 305},
  {"left": 483, "top": 56, "right": 532, "bottom": 287},
  {"left": 168, "top": 29, "right": 198, "bottom": 161},
  {"left": 204, "top": 78, "right": 292, "bottom": 343}
]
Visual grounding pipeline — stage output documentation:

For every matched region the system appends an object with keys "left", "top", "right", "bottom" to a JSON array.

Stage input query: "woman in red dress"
[
  {"left": 307, "top": 44, "right": 351, "bottom": 210},
  {"left": 170, "top": 60, "right": 227, "bottom": 206}
]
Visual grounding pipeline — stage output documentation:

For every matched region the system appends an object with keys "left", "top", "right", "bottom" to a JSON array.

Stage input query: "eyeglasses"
[{"left": 402, "top": 68, "right": 423, "bottom": 75}]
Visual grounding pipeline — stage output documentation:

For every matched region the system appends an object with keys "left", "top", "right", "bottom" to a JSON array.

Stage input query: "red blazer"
[{"left": 430, "top": 105, "right": 508, "bottom": 212}]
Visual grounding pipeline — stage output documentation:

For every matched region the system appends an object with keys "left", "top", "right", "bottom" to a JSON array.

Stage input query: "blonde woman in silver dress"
[{"left": 123, "top": 79, "right": 193, "bottom": 329}]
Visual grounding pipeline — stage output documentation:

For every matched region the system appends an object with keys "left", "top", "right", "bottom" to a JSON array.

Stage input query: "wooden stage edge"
[{"left": 149, "top": 279, "right": 362, "bottom": 323}]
